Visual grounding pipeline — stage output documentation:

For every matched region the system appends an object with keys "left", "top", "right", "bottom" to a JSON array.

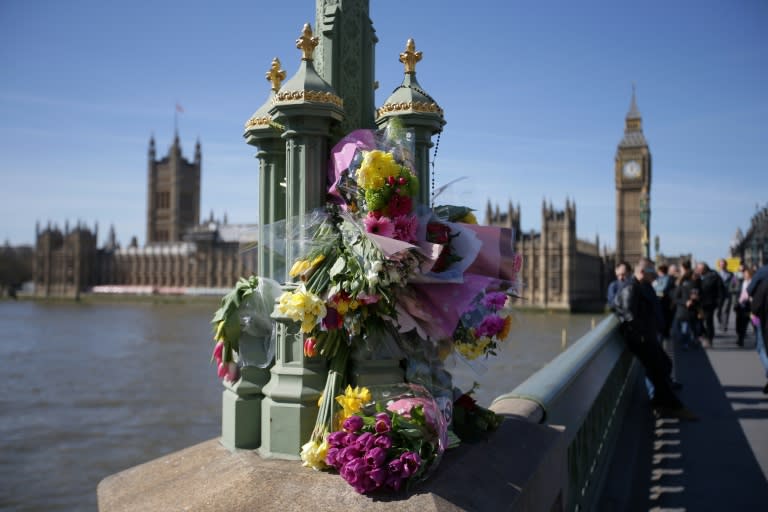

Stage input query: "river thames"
[{"left": 0, "top": 299, "right": 600, "bottom": 511}]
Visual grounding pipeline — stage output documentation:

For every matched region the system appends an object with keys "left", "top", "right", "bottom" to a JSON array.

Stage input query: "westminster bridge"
[{"left": 97, "top": 313, "right": 768, "bottom": 511}]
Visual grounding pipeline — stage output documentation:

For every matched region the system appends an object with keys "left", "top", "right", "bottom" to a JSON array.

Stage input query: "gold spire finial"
[
  {"left": 296, "top": 23, "right": 319, "bottom": 61},
  {"left": 265, "top": 57, "right": 287, "bottom": 92},
  {"left": 399, "top": 38, "right": 422, "bottom": 74}
]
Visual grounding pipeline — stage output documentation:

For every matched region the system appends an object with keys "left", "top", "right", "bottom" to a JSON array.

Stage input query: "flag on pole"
[{"left": 176, "top": 103, "right": 184, "bottom": 113}]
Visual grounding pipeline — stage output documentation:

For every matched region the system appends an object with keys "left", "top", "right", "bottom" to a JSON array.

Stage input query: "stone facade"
[
  {"left": 33, "top": 137, "right": 258, "bottom": 298},
  {"left": 485, "top": 200, "right": 609, "bottom": 312},
  {"left": 731, "top": 204, "right": 768, "bottom": 268}
]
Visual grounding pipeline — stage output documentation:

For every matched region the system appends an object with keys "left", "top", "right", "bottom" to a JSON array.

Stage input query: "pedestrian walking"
[
  {"left": 747, "top": 264, "right": 768, "bottom": 394},
  {"left": 695, "top": 262, "right": 722, "bottom": 348},
  {"left": 716, "top": 258, "right": 735, "bottom": 331}
]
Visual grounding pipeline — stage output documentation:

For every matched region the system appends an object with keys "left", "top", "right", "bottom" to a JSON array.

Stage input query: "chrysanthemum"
[{"left": 393, "top": 214, "right": 418, "bottom": 242}]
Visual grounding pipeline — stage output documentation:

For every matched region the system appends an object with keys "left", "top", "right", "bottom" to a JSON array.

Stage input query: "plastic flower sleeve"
[
  {"left": 237, "top": 276, "right": 282, "bottom": 368},
  {"left": 324, "top": 383, "right": 448, "bottom": 494},
  {"left": 365, "top": 383, "right": 448, "bottom": 483}
]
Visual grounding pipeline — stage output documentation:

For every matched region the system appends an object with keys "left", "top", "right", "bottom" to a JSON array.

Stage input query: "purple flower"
[
  {"left": 321, "top": 307, "right": 343, "bottom": 330},
  {"left": 325, "top": 447, "right": 341, "bottom": 468},
  {"left": 340, "top": 458, "right": 367, "bottom": 487},
  {"left": 327, "top": 430, "right": 350, "bottom": 448},
  {"left": 387, "top": 457, "right": 403, "bottom": 477},
  {"left": 355, "top": 432, "right": 375, "bottom": 451},
  {"left": 482, "top": 292, "right": 508, "bottom": 310},
  {"left": 374, "top": 412, "right": 391, "bottom": 433},
  {"left": 400, "top": 451, "right": 422, "bottom": 477},
  {"left": 343, "top": 415, "right": 364, "bottom": 433},
  {"left": 476, "top": 314, "right": 505, "bottom": 338},
  {"left": 339, "top": 445, "right": 364, "bottom": 464},
  {"left": 369, "top": 467, "right": 388, "bottom": 486},
  {"left": 374, "top": 434, "right": 392, "bottom": 450},
  {"left": 365, "top": 447, "right": 387, "bottom": 468},
  {"left": 386, "top": 474, "right": 405, "bottom": 492}
]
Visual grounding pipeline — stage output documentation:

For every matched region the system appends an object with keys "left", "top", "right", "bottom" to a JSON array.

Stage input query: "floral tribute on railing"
[{"left": 211, "top": 122, "right": 521, "bottom": 494}]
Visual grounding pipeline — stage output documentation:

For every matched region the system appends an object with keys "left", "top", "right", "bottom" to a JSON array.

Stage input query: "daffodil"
[
  {"left": 276, "top": 287, "right": 327, "bottom": 333},
  {"left": 300, "top": 437, "right": 329, "bottom": 470},
  {"left": 335, "top": 385, "right": 372, "bottom": 421}
]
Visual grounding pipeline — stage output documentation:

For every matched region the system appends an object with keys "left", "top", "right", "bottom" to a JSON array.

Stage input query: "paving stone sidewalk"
[{"left": 599, "top": 315, "right": 768, "bottom": 511}]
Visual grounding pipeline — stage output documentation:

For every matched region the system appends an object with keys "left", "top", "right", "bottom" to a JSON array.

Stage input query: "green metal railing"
[{"left": 491, "top": 314, "right": 640, "bottom": 511}]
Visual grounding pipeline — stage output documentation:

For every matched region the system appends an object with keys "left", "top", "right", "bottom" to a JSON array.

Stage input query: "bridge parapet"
[{"left": 491, "top": 314, "right": 640, "bottom": 511}]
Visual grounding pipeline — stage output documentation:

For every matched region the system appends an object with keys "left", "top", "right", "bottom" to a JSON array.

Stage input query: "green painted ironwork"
[{"left": 491, "top": 315, "right": 640, "bottom": 511}]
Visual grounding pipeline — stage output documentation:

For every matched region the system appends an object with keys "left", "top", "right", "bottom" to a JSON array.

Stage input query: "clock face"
[{"left": 623, "top": 160, "right": 641, "bottom": 179}]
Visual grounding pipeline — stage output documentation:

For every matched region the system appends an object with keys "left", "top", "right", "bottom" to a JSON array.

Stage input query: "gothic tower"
[
  {"left": 146, "top": 134, "right": 201, "bottom": 244},
  {"left": 615, "top": 86, "right": 651, "bottom": 264}
]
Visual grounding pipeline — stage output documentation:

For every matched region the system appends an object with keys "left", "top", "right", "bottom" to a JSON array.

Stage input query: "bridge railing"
[{"left": 490, "top": 314, "right": 640, "bottom": 512}]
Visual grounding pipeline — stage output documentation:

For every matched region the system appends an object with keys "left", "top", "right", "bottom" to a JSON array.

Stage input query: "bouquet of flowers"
[
  {"left": 316, "top": 383, "right": 447, "bottom": 494},
  {"left": 211, "top": 121, "right": 521, "bottom": 493},
  {"left": 452, "top": 289, "right": 515, "bottom": 360},
  {"left": 210, "top": 275, "right": 282, "bottom": 381}
]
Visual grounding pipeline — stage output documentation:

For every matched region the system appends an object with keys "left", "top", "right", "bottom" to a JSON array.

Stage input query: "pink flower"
[
  {"left": 393, "top": 214, "right": 418, "bottom": 242},
  {"left": 482, "top": 292, "right": 507, "bottom": 310},
  {"left": 356, "top": 292, "right": 380, "bottom": 305},
  {"left": 212, "top": 341, "right": 224, "bottom": 364},
  {"left": 223, "top": 362, "right": 239, "bottom": 382},
  {"left": 476, "top": 314, "right": 506, "bottom": 338},
  {"left": 388, "top": 194, "right": 413, "bottom": 217},
  {"left": 363, "top": 212, "right": 395, "bottom": 238},
  {"left": 303, "top": 337, "right": 318, "bottom": 358}
]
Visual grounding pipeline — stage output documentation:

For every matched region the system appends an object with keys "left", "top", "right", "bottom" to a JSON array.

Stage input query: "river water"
[{"left": 0, "top": 300, "right": 600, "bottom": 511}]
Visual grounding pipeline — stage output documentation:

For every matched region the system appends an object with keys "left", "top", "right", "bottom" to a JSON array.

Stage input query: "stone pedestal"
[
  {"left": 220, "top": 366, "right": 270, "bottom": 451},
  {"left": 258, "top": 318, "right": 326, "bottom": 460}
]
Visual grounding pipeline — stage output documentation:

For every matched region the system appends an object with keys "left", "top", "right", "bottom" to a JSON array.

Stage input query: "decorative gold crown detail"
[
  {"left": 273, "top": 89, "right": 344, "bottom": 108},
  {"left": 376, "top": 101, "right": 443, "bottom": 118}
]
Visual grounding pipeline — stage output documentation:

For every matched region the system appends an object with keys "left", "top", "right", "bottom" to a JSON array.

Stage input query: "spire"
[
  {"left": 195, "top": 137, "right": 201, "bottom": 163},
  {"left": 149, "top": 134, "right": 156, "bottom": 158},
  {"left": 619, "top": 83, "right": 647, "bottom": 147},
  {"left": 627, "top": 82, "right": 641, "bottom": 120}
]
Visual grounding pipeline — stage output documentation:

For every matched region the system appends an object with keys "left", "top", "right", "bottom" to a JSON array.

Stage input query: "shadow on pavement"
[{"left": 599, "top": 342, "right": 768, "bottom": 510}]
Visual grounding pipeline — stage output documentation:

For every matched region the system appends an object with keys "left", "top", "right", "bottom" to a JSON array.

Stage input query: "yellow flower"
[
  {"left": 497, "top": 315, "right": 513, "bottom": 341},
  {"left": 335, "top": 385, "right": 372, "bottom": 420},
  {"left": 289, "top": 259, "right": 310, "bottom": 278},
  {"left": 277, "top": 288, "right": 327, "bottom": 333},
  {"left": 459, "top": 211, "right": 478, "bottom": 224},
  {"left": 214, "top": 320, "right": 226, "bottom": 342},
  {"left": 300, "top": 437, "right": 329, "bottom": 470},
  {"left": 356, "top": 150, "right": 400, "bottom": 190}
]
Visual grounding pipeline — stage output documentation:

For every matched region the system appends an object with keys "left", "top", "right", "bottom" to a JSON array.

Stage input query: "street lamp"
[{"left": 639, "top": 187, "right": 651, "bottom": 259}]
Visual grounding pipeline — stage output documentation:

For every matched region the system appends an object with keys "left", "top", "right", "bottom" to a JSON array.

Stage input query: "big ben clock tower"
[{"left": 615, "top": 86, "right": 651, "bottom": 264}]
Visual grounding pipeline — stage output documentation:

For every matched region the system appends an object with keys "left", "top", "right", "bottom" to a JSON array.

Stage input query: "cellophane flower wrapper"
[
  {"left": 210, "top": 276, "right": 282, "bottom": 381},
  {"left": 324, "top": 383, "right": 448, "bottom": 494},
  {"left": 237, "top": 277, "right": 282, "bottom": 368}
]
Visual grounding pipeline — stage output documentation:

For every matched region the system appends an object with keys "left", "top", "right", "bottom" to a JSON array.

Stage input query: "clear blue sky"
[{"left": 1, "top": 0, "right": 766, "bottom": 266}]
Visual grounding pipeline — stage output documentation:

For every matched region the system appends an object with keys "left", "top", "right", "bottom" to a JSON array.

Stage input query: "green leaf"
[{"left": 329, "top": 257, "right": 346, "bottom": 278}]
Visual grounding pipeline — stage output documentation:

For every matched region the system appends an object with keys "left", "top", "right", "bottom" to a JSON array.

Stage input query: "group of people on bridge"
[{"left": 608, "top": 256, "right": 768, "bottom": 420}]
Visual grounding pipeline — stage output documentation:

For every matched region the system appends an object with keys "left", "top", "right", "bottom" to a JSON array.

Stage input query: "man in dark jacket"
[
  {"left": 695, "top": 262, "right": 722, "bottom": 348},
  {"left": 613, "top": 258, "right": 697, "bottom": 420},
  {"left": 747, "top": 264, "right": 768, "bottom": 394}
]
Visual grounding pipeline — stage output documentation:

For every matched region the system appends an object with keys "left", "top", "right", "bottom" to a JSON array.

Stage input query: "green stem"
[{"left": 311, "top": 344, "right": 350, "bottom": 440}]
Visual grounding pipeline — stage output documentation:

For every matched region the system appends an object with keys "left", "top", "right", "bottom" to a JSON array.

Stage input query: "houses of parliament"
[
  {"left": 33, "top": 135, "right": 257, "bottom": 298},
  {"left": 36, "top": 92, "right": 661, "bottom": 309}
]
